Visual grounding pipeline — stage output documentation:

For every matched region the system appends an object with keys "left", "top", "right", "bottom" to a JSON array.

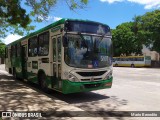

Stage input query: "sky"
[{"left": 2, "top": 0, "right": 160, "bottom": 44}]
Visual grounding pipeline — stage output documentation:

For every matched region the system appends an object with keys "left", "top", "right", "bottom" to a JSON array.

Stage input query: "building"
[{"left": 142, "top": 45, "right": 160, "bottom": 67}]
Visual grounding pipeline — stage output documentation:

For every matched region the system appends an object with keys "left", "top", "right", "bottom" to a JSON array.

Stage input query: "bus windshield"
[{"left": 64, "top": 34, "right": 112, "bottom": 68}]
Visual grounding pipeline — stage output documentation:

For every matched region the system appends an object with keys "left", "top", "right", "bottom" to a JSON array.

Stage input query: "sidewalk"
[
  {"left": 0, "top": 64, "right": 103, "bottom": 120},
  {"left": 0, "top": 64, "right": 5, "bottom": 70}
]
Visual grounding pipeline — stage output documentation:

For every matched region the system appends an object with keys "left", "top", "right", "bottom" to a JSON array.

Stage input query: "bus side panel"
[
  {"left": 5, "top": 48, "right": 12, "bottom": 73},
  {"left": 15, "top": 56, "right": 23, "bottom": 78},
  {"left": 27, "top": 72, "right": 38, "bottom": 83}
]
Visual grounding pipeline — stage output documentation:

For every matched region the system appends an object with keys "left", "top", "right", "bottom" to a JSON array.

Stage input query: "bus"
[
  {"left": 5, "top": 19, "right": 113, "bottom": 94},
  {"left": 112, "top": 56, "right": 151, "bottom": 67}
]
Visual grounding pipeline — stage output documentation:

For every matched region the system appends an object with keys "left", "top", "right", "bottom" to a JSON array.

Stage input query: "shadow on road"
[
  {"left": 0, "top": 74, "right": 14, "bottom": 80},
  {"left": 49, "top": 91, "right": 110, "bottom": 104},
  {"left": 0, "top": 74, "right": 62, "bottom": 112},
  {"left": 0, "top": 73, "right": 130, "bottom": 119}
]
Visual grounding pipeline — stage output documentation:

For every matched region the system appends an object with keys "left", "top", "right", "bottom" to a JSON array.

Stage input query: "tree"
[
  {"left": 0, "top": 40, "right": 5, "bottom": 58},
  {"left": 0, "top": 0, "right": 88, "bottom": 38},
  {"left": 112, "top": 22, "right": 142, "bottom": 56},
  {"left": 140, "top": 10, "right": 160, "bottom": 53},
  {"left": 113, "top": 10, "right": 160, "bottom": 56}
]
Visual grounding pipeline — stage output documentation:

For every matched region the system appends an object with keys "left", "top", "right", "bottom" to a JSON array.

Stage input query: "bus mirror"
[{"left": 63, "top": 36, "right": 68, "bottom": 47}]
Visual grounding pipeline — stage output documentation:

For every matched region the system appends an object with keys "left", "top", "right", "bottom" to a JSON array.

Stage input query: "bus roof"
[{"left": 7, "top": 18, "right": 110, "bottom": 46}]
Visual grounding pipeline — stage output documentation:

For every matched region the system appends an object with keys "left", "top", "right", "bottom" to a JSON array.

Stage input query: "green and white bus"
[
  {"left": 5, "top": 19, "right": 113, "bottom": 94},
  {"left": 112, "top": 56, "right": 151, "bottom": 67}
]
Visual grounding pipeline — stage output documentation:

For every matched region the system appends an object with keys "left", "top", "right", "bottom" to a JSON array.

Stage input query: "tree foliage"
[
  {"left": 112, "top": 9, "right": 160, "bottom": 56},
  {"left": 0, "top": 40, "right": 5, "bottom": 58},
  {"left": 0, "top": 0, "right": 88, "bottom": 38},
  {"left": 133, "top": 10, "right": 160, "bottom": 53},
  {"left": 112, "top": 22, "right": 142, "bottom": 56}
]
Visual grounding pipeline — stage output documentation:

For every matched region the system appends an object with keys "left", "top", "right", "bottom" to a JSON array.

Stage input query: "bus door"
[
  {"left": 21, "top": 45, "right": 27, "bottom": 79},
  {"left": 52, "top": 35, "right": 62, "bottom": 89}
]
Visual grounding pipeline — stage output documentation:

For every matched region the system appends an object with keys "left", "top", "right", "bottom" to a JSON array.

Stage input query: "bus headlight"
[
  {"left": 104, "top": 71, "right": 112, "bottom": 80},
  {"left": 68, "top": 73, "right": 79, "bottom": 82}
]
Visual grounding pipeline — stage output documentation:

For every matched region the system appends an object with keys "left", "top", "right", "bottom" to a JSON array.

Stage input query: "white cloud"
[
  {"left": 3, "top": 34, "right": 23, "bottom": 45},
  {"left": 100, "top": 0, "right": 124, "bottom": 4},
  {"left": 128, "top": 0, "right": 160, "bottom": 9},
  {"left": 46, "top": 16, "right": 54, "bottom": 21},
  {"left": 37, "top": 16, "right": 62, "bottom": 21},
  {"left": 38, "top": 15, "right": 54, "bottom": 21},
  {"left": 53, "top": 17, "right": 62, "bottom": 21},
  {"left": 100, "top": 0, "right": 160, "bottom": 9}
]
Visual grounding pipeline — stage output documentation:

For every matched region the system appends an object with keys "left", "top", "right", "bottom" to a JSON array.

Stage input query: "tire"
[
  {"left": 13, "top": 68, "right": 17, "bottom": 79},
  {"left": 39, "top": 73, "right": 49, "bottom": 93},
  {"left": 115, "top": 64, "right": 118, "bottom": 67},
  {"left": 9, "top": 68, "right": 12, "bottom": 74},
  {"left": 131, "top": 64, "right": 135, "bottom": 68}
]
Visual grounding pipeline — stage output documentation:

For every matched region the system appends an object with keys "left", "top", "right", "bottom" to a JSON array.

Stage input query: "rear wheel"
[
  {"left": 131, "top": 64, "right": 135, "bottom": 68},
  {"left": 13, "top": 68, "right": 17, "bottom": 79},
  {"left": 9, "top": 68, "right": 12, "bottom": 74},
  {"left": 39, "top": 73, "right": 49, "bottom": 93}
]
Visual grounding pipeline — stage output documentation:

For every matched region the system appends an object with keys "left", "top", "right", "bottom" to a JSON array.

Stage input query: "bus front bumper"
[{"left": 62, "top": 77, "right": 113, "bottom": 94}]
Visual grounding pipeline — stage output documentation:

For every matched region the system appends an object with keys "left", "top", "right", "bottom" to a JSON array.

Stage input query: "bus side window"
[
  {"left": 17, "top": 43, "right": 21, "bottom": 57},
  {"left": 112, "top": 58, "right": 115, "bottom": 62},
  {"left": 11, "top": 45, "right": 16, "bottom": 57},
  {"left": 38, "top": 32, "right": 49, "bottom": 56},
  {"left": 53, "top": 38, "right": 56, "bottom": 62},
  {"left": 28, "top": 36, "right": 38, "bottom": 57},
  {"left": 141, "top": 57, "right": 144, "bottom": 61},
  {"left": 57, "top": 37, "right": 61, "bottom": 62},
  {"left": 9, "top": 49, "right": 11, "bottom": 59},
  {"left": 5, "top": 48, "right": 8, "bottom": 58},
  {"left": 128, "top": 58, "right": 132, "bottom": 61},
  {"left": 53, "top": 64, "right": 56, "bottom": 77}
]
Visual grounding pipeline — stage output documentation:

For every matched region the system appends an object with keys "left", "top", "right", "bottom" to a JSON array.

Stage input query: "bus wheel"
[
  {"left": 131, "top": 64, "right": 135, "bottom": 68},
  {"left": 115, "top": 64, "right": 118, "bottom": 67},
  {"left": 9, "top": 68, "right": 12, "bottom": 74},
  {"left": 13, "top": 68, "right": 17, "bottom": 79},
  {"left": 39, "top": 73, "right": 49, "bottom": 93}
]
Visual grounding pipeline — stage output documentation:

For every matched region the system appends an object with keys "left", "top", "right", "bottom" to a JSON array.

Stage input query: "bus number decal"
[{"left": 100, "top": 56, "right": 108, "bottom": 61}]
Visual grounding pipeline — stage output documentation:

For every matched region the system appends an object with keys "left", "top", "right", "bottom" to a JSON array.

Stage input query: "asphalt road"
[
  {"left": 54, "top": 67, "right": 160, "bottom": 120},
  {"left": 0, "top": 64, "right": 160, "bottom": 120}
]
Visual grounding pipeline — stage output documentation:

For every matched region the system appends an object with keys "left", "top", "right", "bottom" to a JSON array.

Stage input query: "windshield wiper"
[
  {"left": 78, "top": 32, "right": 88, "bottom": 50},
  {"left": 100, "top": 34, "right": 106, "bottom": 41}
]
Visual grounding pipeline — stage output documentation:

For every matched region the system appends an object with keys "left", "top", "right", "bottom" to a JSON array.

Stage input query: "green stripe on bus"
[{"left": 61, "top": 77, "right": 113, "bottom": 94}]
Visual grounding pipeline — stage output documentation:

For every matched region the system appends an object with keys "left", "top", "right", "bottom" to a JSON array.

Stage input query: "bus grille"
[
  {"left": 76, "top": 71, "right": 106, "bottom": 77},
  {"left": 81, "top": 78, "right": 102, "bottom": 81},
  {"left": 84, "top": 83, "right": 102, "bottom": 88}
]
